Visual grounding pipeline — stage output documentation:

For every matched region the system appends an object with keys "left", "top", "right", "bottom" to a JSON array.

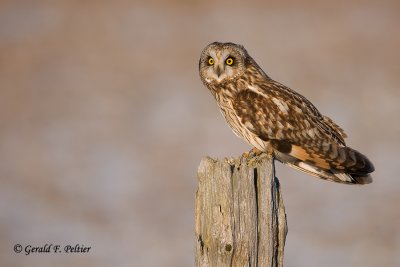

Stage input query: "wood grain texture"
[{"left": 195, "top": 154, "right": 287, "bottom": 267}]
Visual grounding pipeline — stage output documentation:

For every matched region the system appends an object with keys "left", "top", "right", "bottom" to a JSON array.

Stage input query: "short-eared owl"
[{"left": 199, "top": 42, "right": 374, "bottom": 184}]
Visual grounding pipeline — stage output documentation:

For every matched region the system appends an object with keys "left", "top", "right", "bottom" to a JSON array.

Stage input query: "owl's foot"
[
  {"left": 241, "top": 147, "right": 263, "bottom": 159},
  {"left": 242, "top": 148, "right": 271, "bottom": 167},
  {"left": 249, "top": 147, "right": 263, "bottom": 157}
]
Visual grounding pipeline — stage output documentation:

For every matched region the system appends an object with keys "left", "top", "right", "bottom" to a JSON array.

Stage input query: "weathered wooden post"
[{"left": 195, "top": 153, "right": 288, "bottom": 267}]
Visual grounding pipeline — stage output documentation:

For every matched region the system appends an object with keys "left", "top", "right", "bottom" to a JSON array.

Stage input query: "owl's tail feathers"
[
  {"left": 272, "top": 141, "right": 374, "bottom": 185},
  {"left": 337, "top": 146, "right": 374, "bottom": 184}
]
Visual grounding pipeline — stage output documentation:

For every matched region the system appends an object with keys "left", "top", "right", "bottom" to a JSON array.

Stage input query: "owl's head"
[{"left": 199, "top": 42, "right": 248, "bottom": 85}]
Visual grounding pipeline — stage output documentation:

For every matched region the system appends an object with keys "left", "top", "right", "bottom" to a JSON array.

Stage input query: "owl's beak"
[{"left": 215, "top": 65, "right": 223, "bottom": 77}]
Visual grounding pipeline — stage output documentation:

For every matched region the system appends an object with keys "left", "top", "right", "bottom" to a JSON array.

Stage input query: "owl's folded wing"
[
  {"left": 232, "top": 87, "right": 373, "bottom": 179},
  {"left": 232, "top": 87, "right": 339, "bottom": 147}
]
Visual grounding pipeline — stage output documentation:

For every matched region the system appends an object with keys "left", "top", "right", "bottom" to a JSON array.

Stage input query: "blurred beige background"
[{"left": 1, "top": 0, "right": 399, "bottom": 266}]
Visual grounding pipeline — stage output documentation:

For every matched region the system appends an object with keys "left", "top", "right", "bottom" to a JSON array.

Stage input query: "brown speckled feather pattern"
[{"left": 200, "top": 42, "right": 374, "bottom": 184}]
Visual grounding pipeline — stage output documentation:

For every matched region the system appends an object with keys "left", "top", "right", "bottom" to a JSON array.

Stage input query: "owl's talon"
[
  {"left": 248, "top": 147, "right": 262, "bottom": 157},
  {"left": 241, "top": 148, "right": 263, "bottom": 164},
  {"left": 241, "top": 151, "right": 250, "bottom": 159}
]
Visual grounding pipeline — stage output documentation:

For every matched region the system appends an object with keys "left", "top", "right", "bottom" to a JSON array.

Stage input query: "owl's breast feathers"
[{"left": 217, "top": 77, "right": 374, "bottom": 184}]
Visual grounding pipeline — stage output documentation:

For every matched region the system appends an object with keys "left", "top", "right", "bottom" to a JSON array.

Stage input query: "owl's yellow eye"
[
  {"left": 225, "top": 57, "right": 234, "bottom": 66},
  {"left": 208, "top": 58, "right": 214, "bottom": 65}
]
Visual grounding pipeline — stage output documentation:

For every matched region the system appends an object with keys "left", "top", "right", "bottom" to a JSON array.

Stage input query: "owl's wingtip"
[{"left": 351, "top": 174, "right": 373, "bottom": 185}]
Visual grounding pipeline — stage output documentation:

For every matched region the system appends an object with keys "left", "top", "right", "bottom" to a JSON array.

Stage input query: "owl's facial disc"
[
  {"left": 201, "top": 47, "right": 242, "bottom": 84},
  {"left": 205, "top": 51, "right": 231, "bottom": 83}
]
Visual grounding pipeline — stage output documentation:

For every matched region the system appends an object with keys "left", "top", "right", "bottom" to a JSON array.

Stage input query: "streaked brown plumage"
[{"left": 199, "top": 42, "right": 374, "bottom": 184}]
